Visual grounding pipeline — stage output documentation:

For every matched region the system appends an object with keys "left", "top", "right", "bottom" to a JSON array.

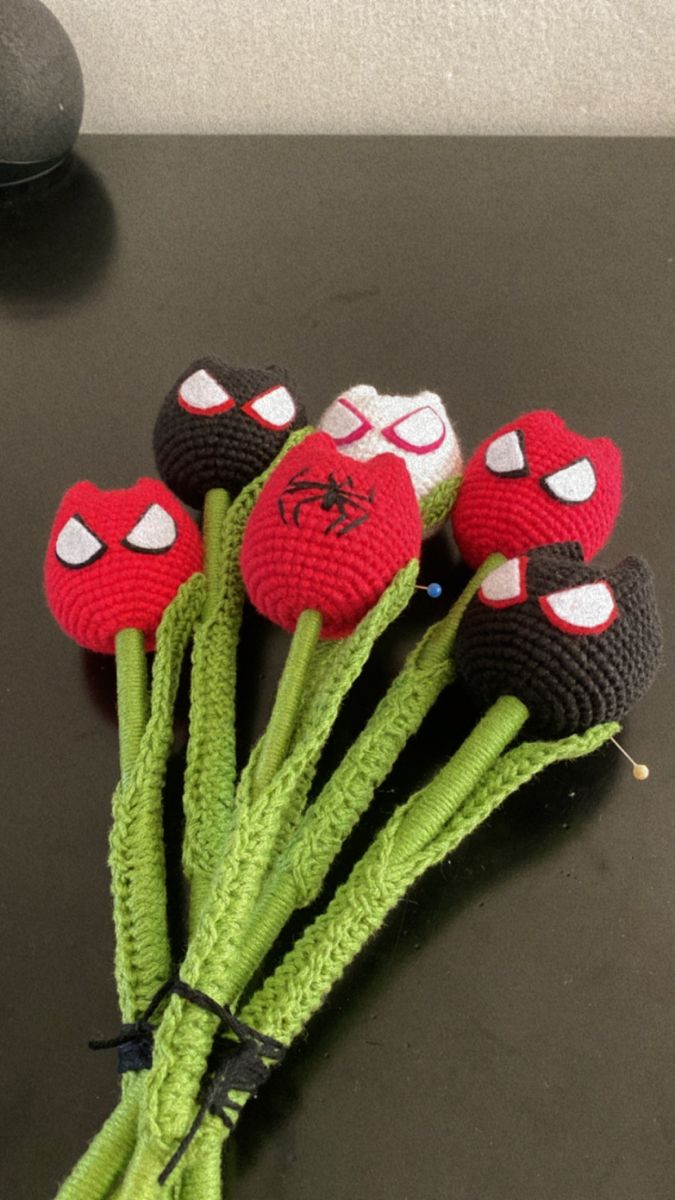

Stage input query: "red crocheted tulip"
[
  {"left": 45, "top": 479, "right": 203, "bottom": 654},
  {"left": 451, "top": 410, "right": 622, "bottom": 568},
  {"left": 240, "top": 432, "right": 421, "bottom": 639}
]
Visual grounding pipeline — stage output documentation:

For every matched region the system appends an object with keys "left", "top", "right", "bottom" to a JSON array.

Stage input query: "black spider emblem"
[{"left": 278, "top": 469, "right": 375, "bottom": 536}]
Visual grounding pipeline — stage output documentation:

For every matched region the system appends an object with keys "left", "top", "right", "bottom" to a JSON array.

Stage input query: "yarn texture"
[
  {"left": 455, "top": 545, "right": 663, "bottom": 736},
  {"left": 154, "top": 357, "right": 307, "bottom": 508},
  {"left": 166, "top": 721, "right": 617, "bottom": 1185},
  {"left": 319, "top": 384, "right": 462, "bottom": 501},
  {"left": 45, "top": 478, "right": 203, "bottom": 654},
  {"left": 241, "top": 431, "right": 422, "bottom": 638},
  {"left": 451, "top": 410, "right": 622, "bottom": 568}
]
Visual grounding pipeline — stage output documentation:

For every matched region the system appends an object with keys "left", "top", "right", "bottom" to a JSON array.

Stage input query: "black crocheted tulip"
[
  {"left": 455, "top": 543, "right": 662, "bottom": 736},
  {"left": 153, "top": 357, "right": 307, "bottom": 508}
]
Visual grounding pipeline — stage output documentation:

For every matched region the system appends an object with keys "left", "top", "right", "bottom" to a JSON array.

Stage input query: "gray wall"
[{"left": 48, "top": 0, "right": 675, "bottom": 135}]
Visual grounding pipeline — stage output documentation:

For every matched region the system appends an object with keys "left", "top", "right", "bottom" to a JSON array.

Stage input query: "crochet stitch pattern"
[
  {"left": 45, "top": 478, "right": 203, "bottom": 653},
  {"left": 46, "top": 388, "right": 663, "bottom": 1200},
  {"left": 455, "top": 546, "right": 663, "bottom": 735},
  {"left": 451, "top": 410, "right": 622, "bottom": 569},
  {"left": 153, "top": 358, "right": 307, "bottom": 508},
  {"left": 180, "top": 428, "right": 313, "bottom": 923},
  {"left": 156, "top": 723, "right": 619, "bottom": 1186},
  {"left": 241, "top": 431, "right": 422, "bottom": 638},
  {"left": 319, "top": 383, "right": 462, "bottom": 501},
  {"left": 54, "top": 430, "right": 314, "bottom": 1200}
]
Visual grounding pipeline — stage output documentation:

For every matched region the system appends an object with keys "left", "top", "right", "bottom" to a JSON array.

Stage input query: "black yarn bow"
[
  {"left": 88, "top": 978, "right": 173, "bottom": 1074},
  {"left": 157, "top": 980, "right": 285, "bottom": 1186}
]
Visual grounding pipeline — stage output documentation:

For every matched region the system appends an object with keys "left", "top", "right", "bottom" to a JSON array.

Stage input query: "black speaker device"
[{"left": 1, "top": 0, "right": 84, "bottom": 187}]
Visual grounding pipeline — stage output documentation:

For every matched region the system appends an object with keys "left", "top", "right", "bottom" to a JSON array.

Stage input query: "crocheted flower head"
[
  {"left": 454, "top": 543, "right": 662, "bottom": 736},
  {"left": 240, "top": 431, "right": 422, "bottom": 639},
  {"left": 153, "top": 357, "right": 307, "bottom": 508},
  {"left": 45, "top": 479, "right": 203, "bottom": 654},
  {"left": 451, "top": 410, "right": 622, "bottom": 568},
  {"left": 318, "top": 384, "right": 461, "bottom": 501}
]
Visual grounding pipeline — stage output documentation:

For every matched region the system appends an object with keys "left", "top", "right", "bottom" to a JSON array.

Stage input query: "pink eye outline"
[
  {"left": 323, "top": 396, "right": 373, "bottom": 446},
  {"left": 478, "top": 556, "right": 528, "bottom": 609},
  {"left": 241, "top": 385, "right": 297, "bottom": 430},
  {"left": 381, "top": 405, "right": 447, "bottom": 455},
  {"left": 539, "top": 580, "right": 618, "bottom": 635},
  {"left": 178, "top": 369, "right": 236, "bottom": 417}
]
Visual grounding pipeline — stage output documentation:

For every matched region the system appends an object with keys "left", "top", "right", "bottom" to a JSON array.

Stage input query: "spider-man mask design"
[
  {"left": 241, "top": 432, "right": 422, "bottom": 638},
  {"left": 318, "top": 385, "right": 461, "bottom": 501},
  {"left": 278, "top": 469, "right": 375, "bottom": 537},
  {"left": 455, "top": 543, "right": 662, "bottom": 736},
  {"left": 153, "top": 357, "right": 307, "bottom": 508},
  {"left": 44, "top": 478, "right": 203, "bottom": 654},
  {"left": 451, "top": 410, "right": 622, "bottom": 568}
]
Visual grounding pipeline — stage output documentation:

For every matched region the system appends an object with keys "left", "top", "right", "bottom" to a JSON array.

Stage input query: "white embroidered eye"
[
  {"left": 318, "top": 396, "right": 372, "bottom": 445},
  {"left": 541, "top": 457, "right": 596, "bottom": 504},
  {"left": 382, "top": 406, "right": 447, "bottom": 455},
  {"left": 242, "top": 386, "right": 297, "bottom": 429},
  {"left": 478, "top": 557, "right": 527, "bottom": 608},
  {"left": 178, "top": 369, "right": 235, "bottom": 416},
  {"left": 55, "top": 515, "right": 106, "bottom": 568},
  {"left": 123, "top": 504, "right": 177, "bottom": 554},
  {"left": 539, "top": 581, "right": 617, "bottom": 634},
  {"left": 485, "top": 430, "right": 527, "bottom": 477}
]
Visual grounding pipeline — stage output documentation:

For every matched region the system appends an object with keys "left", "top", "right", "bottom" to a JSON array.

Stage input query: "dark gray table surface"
[{"left": 1, "top": 136, "right": 673, "bottom": 1200}]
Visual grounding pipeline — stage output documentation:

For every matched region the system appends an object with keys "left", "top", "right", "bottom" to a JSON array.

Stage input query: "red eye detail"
[
  {"left": 539, "top": 580, "right": 617, "bottom": 635},
  {"left": 321, "top": 396, "right": 372, "bottom": 445},
  {"left": 178, "top": 369, "right": 235, "bottom": 416},
  {"left": 242, "top": 385, "right": 297, "bottom": 429},
  {"left": 478, "top": 556, "right": 528, "bottom": 608},
  {"left": 381, "top": 405, "right": 447, "bottom": 455}
]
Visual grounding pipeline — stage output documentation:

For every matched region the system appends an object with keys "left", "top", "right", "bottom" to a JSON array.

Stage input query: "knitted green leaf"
[
  {"left": 110, "top": 572, "right": 206, "bottom": 1021},
  {"left": 419, "top": 472, "right": 461, "bottom": 531}
]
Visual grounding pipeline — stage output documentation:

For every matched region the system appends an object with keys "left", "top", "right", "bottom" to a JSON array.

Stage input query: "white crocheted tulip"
[{"left": 319, "top": 384, "right": 462, "bottom": 503}]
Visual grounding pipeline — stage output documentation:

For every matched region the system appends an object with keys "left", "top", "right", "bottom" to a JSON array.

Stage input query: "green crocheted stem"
[
  {"left": 393, "top": 694, "right": 529, "bottom": 858},
  {"left": 55, "top": 1075, "right": 143, "bottom": 1200},
  {"left": 55, "top": 577, "right": 206, "bottom": 1200},
  {"left": 115, "top": 629, "right": 149, "bottom": 784},
  {"left": 224, "top": 552, "right": 503, "bottom": 1004},
  {"left": 164, "top": 721, "right": 620, "bottom": 1190},
  {"left": 110, "top": 573, "right": 206, "bottom": 1023},
  {"left": 113, "top": 565, "right": 420, "bottom": 1197},
  {"left": 254, "top": 608, "right": 323, "bottom": 796},
  {"left": 419, "top": 473, "right": 461, "bottom": 532},
  {"left": 57, "top": 437, "right": 314, "bottom": 1200},
  {"left": 202, "top": 488, "right": 230, "bottom": 619},
  {"left": 243, "top": 721, "right": 620, "bottom": 1046},
  {"left": 182, "top": 434, "right": 311, "bottom": 926}
]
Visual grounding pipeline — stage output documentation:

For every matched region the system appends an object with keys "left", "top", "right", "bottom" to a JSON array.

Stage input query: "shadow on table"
[
  {"left": 0, "top": 153, "right": 116, "bottom": 306},
  {"left": 231, "top": 688, "right": 620, "bottom": 1179}
]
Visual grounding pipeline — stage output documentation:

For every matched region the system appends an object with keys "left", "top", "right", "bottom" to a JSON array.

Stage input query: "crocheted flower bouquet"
[{"left": 44, "top": 361, "right": 662, "bottom": 1200}]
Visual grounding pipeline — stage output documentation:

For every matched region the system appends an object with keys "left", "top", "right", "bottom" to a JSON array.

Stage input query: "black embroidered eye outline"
[
  {"left": 478, "top": 556, "right": 528, "bottom": 608},
  {"left": 321, "top": 396, "right": 373, "bottom": 446},
  {"left": 540, "top": 457, "right": 597, "bottom": 505},
  {"left": 241, "top": 385, "right": 297, "bottom": 430},
  {"left": 484, "top": 429, "right": 528, "bottom": 478},
  {"left": 55, "top": 514, "right": 107, "bottom": 569},
  {"left": 381, "top": 405, "right": 447, "bottom": 455},
  {"left": 178, "top": 369, "right": 235, "bottom": 417},
  {"left": 122, "top": 504, "right": 178, "bottom": 555},
  {"left": 538, "top": 580, "right": 618, "bottom": 635}
]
